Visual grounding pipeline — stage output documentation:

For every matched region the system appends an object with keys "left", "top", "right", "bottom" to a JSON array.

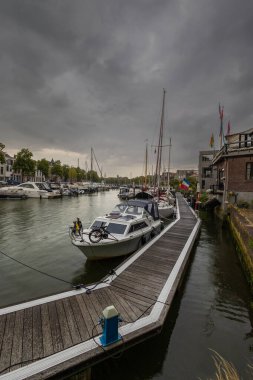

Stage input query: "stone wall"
[{"left": 227, "top": 204, "right": 253, "bottom": 291}]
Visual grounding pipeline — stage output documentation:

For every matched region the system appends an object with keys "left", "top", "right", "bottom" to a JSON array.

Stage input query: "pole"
[{"left": 167, "top": 137, "right": 171, "bottom": 190}]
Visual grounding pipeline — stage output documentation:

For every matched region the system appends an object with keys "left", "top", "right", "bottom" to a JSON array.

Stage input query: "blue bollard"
[{"left": 99, "top": 305, "right": 122, "bottom": 347}]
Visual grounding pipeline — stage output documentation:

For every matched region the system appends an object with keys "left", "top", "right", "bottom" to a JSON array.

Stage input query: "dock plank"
[
  {"left": 10, "top": 310, "right": 24, "bottom": 371},
  {"left": 62, "top": 298, "right": 81, "bottom": 345},
  {"left": 22, "top": 307, "right": 33, "bottom": 366},
  {"left": 41, "top": 303, "right": 54, "bottom": 357},
  {"left": 55, "top": 300, "right": 72, "bottom": 349},
  {"left": 48, "top": 301, "right": 63, "bottom": 353},
  {"left": 0, "top": 313, "right": 15, "bottom": 374}
]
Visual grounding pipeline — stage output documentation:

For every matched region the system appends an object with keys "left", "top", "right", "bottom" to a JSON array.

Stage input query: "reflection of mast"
[{"left": 154, "top": 88, "right": 166, "bottom": 189}]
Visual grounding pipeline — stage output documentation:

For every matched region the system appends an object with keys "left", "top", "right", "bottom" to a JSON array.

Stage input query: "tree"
[
  {"left": 13, "top": 148, "right": 35, "bottom": 180},
  {"left": 69, "top": 167, "right": 77, "bottom": 182},
  {"left": 37, "top": 158, "right": 49, "bottom": 179},
  {"left": 0, "top": 142, "right": 5, "bottom": 164},
  {"left": 87, "top": 170, "right": 100, "bottom": 182},
  {"left": 51, "top": 160, "right": 62, "bottom": 179},
  {"left": 62, "top": 164, "right": 70, "bottom": 182}
]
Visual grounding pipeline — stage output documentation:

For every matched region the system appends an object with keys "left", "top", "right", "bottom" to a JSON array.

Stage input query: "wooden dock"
[{"left": 0, "top": 194, "right": 201, "bottom": 379}]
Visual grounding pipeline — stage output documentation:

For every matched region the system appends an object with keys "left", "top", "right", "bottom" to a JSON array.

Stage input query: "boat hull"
[
  {"left": 71, "top": 223, "right": 161, "bottom": 260},
  {"left": 158, "top": 205, "right": 174, "bottom": 219}
]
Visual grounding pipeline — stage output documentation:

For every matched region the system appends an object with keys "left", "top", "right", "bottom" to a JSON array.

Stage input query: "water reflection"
[{"left": 1, "top": 196, "right": 253, "bottom": 379}]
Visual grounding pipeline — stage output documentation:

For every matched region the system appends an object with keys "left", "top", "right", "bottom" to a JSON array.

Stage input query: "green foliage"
[
  {"left": 51, "top": 160, "right": 62, "bottom": 178},
  {"left": 87, "top": 170, "right": 100, "bottom": 182},
  {"left": 248, "top": 238, "right": 253, "bottom": 250},
  {"left": 200, "top": 192, "right": 208, "bottom": 202},
  {"left": 0, "top": 142, "right": 5, "bottom": 164},
  {"left": 62, "top": 164, "right": 70, "bottom": 181},
  {"left": 37, "top": 158, "right": 49, "bottom": 178},
  {"left": 13, "top": 148, "right": 35, "bottom": 177},
  {"left": 69, "top": 167, "right": 77, "bottom": 182},
  {"left": 237, "top": 200, "right": 249, "bottom": 209}
]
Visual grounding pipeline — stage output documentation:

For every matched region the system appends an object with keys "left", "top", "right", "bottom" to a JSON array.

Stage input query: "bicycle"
[{"left": 88, "top": 224, "right": 118, "bottom": 243}]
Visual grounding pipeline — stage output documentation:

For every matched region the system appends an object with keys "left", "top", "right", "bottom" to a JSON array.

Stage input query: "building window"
[
  {"left": 0, "top": 167, "right": 3, "bottom": 175},
  {"left": 246, "top": 163, "right": 253, "bottom": 180}
]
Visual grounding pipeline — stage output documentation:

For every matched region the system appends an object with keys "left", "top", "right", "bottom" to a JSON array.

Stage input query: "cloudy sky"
[{"left": 1, "top": 0, "right": 253, "bottom": 177}]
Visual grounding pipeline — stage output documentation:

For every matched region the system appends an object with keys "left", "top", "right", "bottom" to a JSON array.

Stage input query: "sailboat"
[{"left": 136, "top": 89, "right": 175, "bottom": 218}]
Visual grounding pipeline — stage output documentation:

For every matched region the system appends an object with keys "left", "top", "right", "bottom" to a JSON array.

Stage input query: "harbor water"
[{"left": 0, "top": 190, "right": 252, "bottom": 379}]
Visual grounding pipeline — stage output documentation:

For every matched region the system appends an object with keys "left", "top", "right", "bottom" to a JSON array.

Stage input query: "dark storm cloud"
[{"left": 0, "top": 0, "right": 253, "bottom": 176}]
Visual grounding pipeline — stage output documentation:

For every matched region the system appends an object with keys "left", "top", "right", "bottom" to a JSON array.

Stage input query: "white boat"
[
  {"left": 70, "top": 199, "right": 162, "bottom": 260},
  {"left": 117, "top": 186, "right": 136, "bottom": 200},
  {"left": 0, "top": 182, "right": 61, "bottom": 198}
]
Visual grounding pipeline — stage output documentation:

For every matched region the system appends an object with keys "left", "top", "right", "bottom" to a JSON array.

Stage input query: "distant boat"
[
  {"left": 0, "top": 182, "right": 61, "bottom": 199},
  {"left": 70, "top": 199, "right": 162, "bottom": 260},
  {"left": 0, "top": 187, "right": 28, "bottom": 200},
  {"left": 117, "top": 186, "right": 136, "bottom": 200}
]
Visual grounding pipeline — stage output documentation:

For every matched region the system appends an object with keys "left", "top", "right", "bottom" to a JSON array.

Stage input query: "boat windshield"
[
  {"left": 106, "top": 223, "right": 127, "bottom": 235},
  {"left": 125, "top": 205, "right": 143, "bottom": 216},
  {"left": 35, "top": 182, "right": 47, "bottom": 190},
  {"left": 111, "top": 204, "right": 128, "bottom": 213}
]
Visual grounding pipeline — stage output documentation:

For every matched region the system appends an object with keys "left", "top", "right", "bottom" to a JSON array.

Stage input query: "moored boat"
[
  {"left": 0, "top": 181, "right": 61, "bottom": 198},
  {"left": 70, "top": 199, "right": 162, "bottom": 260}
]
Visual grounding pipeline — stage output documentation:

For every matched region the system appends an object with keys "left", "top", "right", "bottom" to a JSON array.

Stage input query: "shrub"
[{"left": 237, "top": 200, "right": 249, "bottom": 209}]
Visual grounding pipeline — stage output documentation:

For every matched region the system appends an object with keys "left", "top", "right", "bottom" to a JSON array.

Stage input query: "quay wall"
[{"left": 227, "top": 205, "right": 253, "bottom": 292}]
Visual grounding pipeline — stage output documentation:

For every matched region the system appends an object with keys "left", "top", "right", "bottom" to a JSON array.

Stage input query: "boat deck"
[{"left": 0, "top": 194, "right": 201, "bottom": 379}]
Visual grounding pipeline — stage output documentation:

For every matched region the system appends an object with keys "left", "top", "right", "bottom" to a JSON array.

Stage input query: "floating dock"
[{"left": 0, "top": 194, "right": 201, "bottom": 379}]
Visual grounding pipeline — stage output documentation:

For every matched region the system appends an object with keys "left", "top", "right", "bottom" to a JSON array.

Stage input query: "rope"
[{"left": 0, "top": 249, "right": 109, "bottom": 293}]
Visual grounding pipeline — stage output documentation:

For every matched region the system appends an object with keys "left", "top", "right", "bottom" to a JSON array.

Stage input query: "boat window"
[
  {"left": 21, "top": 184, "right": 34, "bottom": 189},
  {"left": 106, "top": 223, "right": 127, "bottom": 235},
  {"left": 36, "top": 182, "right": 47, "bottom": 190},
  {"left": 111, "top": 204, "right": 127, "bottom": 213},
  {"left": 125, "top": 206, "right": 142, "bottom": 215},
  {"left": 91, "top": 220, "right": 106, "bottom": 229},
  {"left": 128, "top": 221, "right": 148, "bottom": 233}
]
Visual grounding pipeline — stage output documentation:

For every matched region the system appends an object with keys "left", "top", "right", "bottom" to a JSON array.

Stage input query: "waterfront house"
[
  {"left": 212, "top": 128, "right": 253, "bottom": 208},
  {"left": 198, "top": 150, "right": 219, "bottom": 192}
]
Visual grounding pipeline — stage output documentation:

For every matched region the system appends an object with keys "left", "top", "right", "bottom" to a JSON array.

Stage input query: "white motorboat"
[
  {"left": 70, "top": 199, "right": 162, "bottom": 260},
  {"left": 0, "top": 182, "right": 61, "bottom": 198}
]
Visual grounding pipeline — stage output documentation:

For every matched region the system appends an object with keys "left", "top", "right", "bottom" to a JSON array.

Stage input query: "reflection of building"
[
  {"left": 212, "top": 128, "right": 253, "bottom": 208},
  {"left": 198, "top": 150, "right": 218, "bottom": 191}
]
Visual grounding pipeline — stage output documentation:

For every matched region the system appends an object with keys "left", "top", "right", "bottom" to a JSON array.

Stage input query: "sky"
[{"left": 1, "top": 0, "right": 253, "bottom": 177}]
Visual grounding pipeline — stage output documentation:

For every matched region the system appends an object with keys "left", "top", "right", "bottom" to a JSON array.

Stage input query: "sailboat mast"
[
  {"left": 154, "top": 88, "right": 166, "bottom": 190},
  {"left": 167, "top": 137, "right": 171, "bottom": 190},
  {"left": 91, "top": 147, "right": 93, "bottom": 172},
  {"left": 144, "top": 140, "right": 148, "bottom": 189}
]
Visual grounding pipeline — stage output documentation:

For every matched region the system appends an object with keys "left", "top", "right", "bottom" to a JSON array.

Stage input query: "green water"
[{"left": 0, "top": 193, "right": 252, "bottom": 379}]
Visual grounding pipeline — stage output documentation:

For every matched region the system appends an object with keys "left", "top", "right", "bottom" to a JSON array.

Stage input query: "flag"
[
  {"left": 227, "top": 120, "right": 231, "bottom": 135},
  {"left": 209, "top": 133, "right": 214, "bottom": 148},
  {"left": 180, "top": 178, "right": 190, "bottom": 190}
]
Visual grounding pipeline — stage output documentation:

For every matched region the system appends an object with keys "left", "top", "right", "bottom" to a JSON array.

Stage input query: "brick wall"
[{"left": 228, "top": 156, "right": 253, "bottom": 192}]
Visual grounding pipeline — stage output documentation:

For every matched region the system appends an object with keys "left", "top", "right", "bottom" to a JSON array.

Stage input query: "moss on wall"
[{"left": 227, "top": 205, "right": 253, "bottom": 292}]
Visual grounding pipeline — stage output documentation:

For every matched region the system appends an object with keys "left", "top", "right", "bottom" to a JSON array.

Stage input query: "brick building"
[{"left": 212, "top": 128, "right": 253, "bottom": 207}]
